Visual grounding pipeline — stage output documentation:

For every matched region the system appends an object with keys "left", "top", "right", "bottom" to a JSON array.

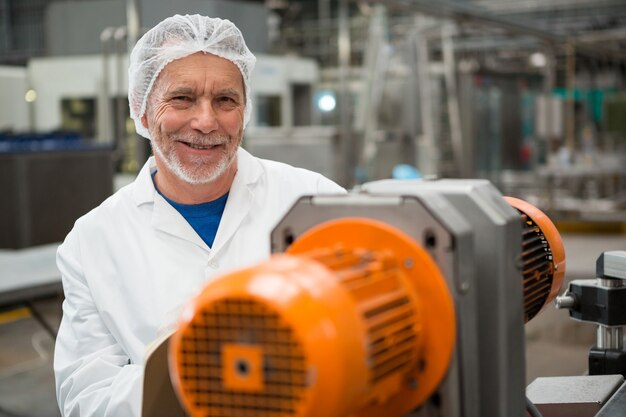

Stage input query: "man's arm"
[
  {"left": 54, "top": 228, "right": 143, "bottom": 417},
  {"left": 316, "top": 174, "right": 348, "bottom": 194}
]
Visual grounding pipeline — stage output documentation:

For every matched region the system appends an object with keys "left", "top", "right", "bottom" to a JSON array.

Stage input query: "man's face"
[{"left": 142, "top": 52, "right": 245, "bottom": 185}]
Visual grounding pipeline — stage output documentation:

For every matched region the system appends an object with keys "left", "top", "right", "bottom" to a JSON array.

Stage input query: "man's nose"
[{"left": 189, "top": 100, "right": 218, "bottom": 133}]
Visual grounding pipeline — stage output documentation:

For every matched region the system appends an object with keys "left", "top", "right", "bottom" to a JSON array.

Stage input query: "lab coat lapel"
[
  {"left": 151, "top": 193, "right": 209, "bottom": 251},
  {"left": 133, "top": 157, "right": 209, "bottom": 251},
  {"left": 209, "top": 148, "right": 261, "bottom": 259}
]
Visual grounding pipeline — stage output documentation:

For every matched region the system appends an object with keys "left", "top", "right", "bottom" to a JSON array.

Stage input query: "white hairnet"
[{"left": 128, "top": 14, "right": 256, "bottom": 139}]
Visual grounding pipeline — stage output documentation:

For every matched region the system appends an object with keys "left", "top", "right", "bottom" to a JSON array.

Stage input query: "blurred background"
[{"left": 1, "top": 0, "right": 625, "bottom": 416}]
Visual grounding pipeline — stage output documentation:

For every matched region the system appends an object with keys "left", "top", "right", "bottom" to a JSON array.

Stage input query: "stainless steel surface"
[
  {"left": 526, "top": 375, "right": 624, "bottom": 417},
  {"left": 598, "top": 252, "right": 626, "bottom": 280},
  {"left": 597, "top": 326, "right": 623, "bottom": 350}
]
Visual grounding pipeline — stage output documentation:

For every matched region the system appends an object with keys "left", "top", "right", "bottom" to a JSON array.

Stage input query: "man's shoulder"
[
  {"left": 241, "top": 149, "right": 344, "bottom": 193},
  {"left": 72, "top": 181, "right": 138, "bottom": 232}
]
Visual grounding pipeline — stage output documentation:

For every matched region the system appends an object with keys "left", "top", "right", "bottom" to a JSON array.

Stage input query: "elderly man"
[{"left": 54, "top": 14, "right": 344, "bottom": 417}]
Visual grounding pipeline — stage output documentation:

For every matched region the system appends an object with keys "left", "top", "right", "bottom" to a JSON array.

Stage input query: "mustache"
[{"left": 171, "top": 132, "right": 230, "bottom": 146}]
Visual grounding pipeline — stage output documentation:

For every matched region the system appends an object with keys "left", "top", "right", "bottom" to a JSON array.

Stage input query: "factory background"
[{"left": 1, "top": 0, "right": 626, "bottom": 416}]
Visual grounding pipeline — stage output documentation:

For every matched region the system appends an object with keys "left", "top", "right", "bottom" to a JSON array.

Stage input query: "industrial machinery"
[
  {"left": 557, "top": 251, "right": 626, "bottom": 378},
  {"left": 165, "top": 179, "right": 566, "bottom": 417}
]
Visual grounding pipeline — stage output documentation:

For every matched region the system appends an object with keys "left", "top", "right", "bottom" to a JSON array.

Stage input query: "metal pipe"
[
  {"left": 441, "top": 23, "right": 465, "bottom": 177},
  {"left": 564, "top": 41, "right": 575, "bottom": 152},
  {"left": 126, "top": 0, "right": 141, "bottom": 53},
  {"left": 338, "top": 0, "right": 353, "bottom": 186},
  {"left": 114, "top": 27, "right": 127, "bottom": 164},
  {"left": 363, "top": 0, "right": 626, "bottom": 62},
  {"left": 356, "top": 4, "right": 388, "bottom": 171},
  {"left": 414, "top": 16, "right": 437, "bottom": 177},
  {"left": 597, "top": 326, "right": 623, "bottom": 350},
  {"left": 125, "top": 0, "right": 145, "bottom": 171},
  {"left": 576, "top": 27, "right": 626, "bottom": 43},
  {"left": 99, "top": 27, "right": 115, "bottom": 144},
  {"left": 472, "top": 0, "right": 626, "bottom": 15},
  {"left": 318, "top": 0, "right": 330, "bottom": 64}
]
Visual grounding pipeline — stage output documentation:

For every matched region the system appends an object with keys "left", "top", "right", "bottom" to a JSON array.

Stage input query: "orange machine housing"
[
  {"left": 504, "top": 197, "right": 566, "bottom": 322},
  {"left": 169, "top": 197, "right": 565, "bottom": 417},
  {"left": 170, "top": 218, "right": 456, "bottom": 417}
]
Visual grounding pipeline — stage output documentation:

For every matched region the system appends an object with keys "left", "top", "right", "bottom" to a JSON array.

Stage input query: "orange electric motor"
[
  {"left": 169, "top": 218, "right": 456, "bottom": 417},
  {"left": 504, "top": 197, "right": 566, "bottom": 323}
]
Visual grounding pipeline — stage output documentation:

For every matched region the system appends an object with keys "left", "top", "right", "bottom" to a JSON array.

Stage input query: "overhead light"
[
  {"left": 25, "top": 89, "right": 37, "bottom": 103},
  {"left": 529, "top": 52, "right": 547, "bottom": 68},
  {"left": 316, "top": 91, "right": 336, "bottom": 112}
]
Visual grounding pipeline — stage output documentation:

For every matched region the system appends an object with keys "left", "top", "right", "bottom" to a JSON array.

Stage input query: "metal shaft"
[
  {"left": 596, "top": 277, "right": 624, "bottom": 350},
  {"left": 597, "top": 326, "right": 623, "bottom": 350}
]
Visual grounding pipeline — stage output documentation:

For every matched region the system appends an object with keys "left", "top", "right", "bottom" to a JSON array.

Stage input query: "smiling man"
[{"left": 54, "top": 14, "right": 344, "bottom": 417}]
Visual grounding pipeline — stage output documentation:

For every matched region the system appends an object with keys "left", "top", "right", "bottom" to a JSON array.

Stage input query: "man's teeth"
[{"left": 187, "top": 143, "right": 216, "bottom": 150}]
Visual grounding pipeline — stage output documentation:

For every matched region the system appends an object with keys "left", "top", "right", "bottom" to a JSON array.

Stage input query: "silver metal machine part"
[
  {"left": 558, "top": 251, "right": 626, "bottom": 351},
  {"left": 271, "top": 178, "right": 524, "bottom": 417},
  {"left": 526, "top": 375, "right": 624, "bottom": 417}
]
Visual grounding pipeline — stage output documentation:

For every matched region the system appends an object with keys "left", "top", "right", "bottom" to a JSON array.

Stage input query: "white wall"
[
  {"left": 251, "top": 54, "right": 319, "bottom": 128},
  {"left": 28, "top": 54, "right": 128, "bottom": 134},
  {"left": 26, "top": 53, "right": 318, "bottom": 133},
  {"left": 0, "top": 66, "right": 29, "bottom": 132}
]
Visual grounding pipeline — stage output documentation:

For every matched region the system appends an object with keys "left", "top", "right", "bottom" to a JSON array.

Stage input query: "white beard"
[{"left": 151, "top": 132, "right": 237, "bottom": 185}]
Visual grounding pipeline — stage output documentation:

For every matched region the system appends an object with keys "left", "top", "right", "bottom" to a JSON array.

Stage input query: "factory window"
[
  {"left": 256, "top": 95, "right": 281, "bottom": 127},
  {"left": 292, "top": 84, "right": 312, "bottom": 126},
  {"left": 61, "top": 98, "right": 96, "bottom": 139}
]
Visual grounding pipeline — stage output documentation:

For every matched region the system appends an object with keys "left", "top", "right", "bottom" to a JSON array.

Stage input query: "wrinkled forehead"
[{"left": 151, "top": 51, "right": 245, "bottom": 97}]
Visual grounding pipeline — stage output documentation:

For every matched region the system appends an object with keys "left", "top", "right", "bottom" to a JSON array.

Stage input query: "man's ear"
[{"left": 141, "top": 114, "right": 149, "bottom": 130}]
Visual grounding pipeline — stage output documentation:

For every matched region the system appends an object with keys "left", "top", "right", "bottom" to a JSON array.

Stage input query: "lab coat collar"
[
  {"left": 131, "top": 148, "right": 262, "bottom": 205},
  {"left": 132, "top": 156, "right": 158, "bottom": 206},
  {"left": 131, "top": 157, "right": 209, "bottom": 250},
  {"left": 130, "top": 147, "right": 263, "bottom": 255},
  {"left": 209, "top": 147, "right": 263, "bottom": 260}
]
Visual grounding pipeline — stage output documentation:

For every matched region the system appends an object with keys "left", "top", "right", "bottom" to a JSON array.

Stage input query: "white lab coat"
[{"left": 54, "top": 147, "right": 345, "bottom": 417}]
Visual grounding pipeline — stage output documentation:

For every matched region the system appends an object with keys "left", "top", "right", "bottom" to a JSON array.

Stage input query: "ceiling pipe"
[{"left": 362, "top": 0, "right": 626, "bottom": 61}]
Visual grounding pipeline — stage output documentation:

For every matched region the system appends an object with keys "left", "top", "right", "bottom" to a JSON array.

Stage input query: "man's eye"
[
  {"left": 172, "top": 96, "right": 191, "bottom": 102},
  {"left": 218, "top": 96, "right": 236, "bottom": 104}
]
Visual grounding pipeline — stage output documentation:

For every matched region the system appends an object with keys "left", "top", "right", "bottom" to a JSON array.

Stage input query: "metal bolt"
[
  {"left": 555, "top": 293, "right": 577, "bottom": 310},
  {"left": 404, "top": 258, "right": 414, "bottom": 269}
]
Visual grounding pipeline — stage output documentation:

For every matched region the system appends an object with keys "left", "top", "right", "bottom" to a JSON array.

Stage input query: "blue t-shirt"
[{"left": 152, "top": 172, "right": 228, "bottom": 248}]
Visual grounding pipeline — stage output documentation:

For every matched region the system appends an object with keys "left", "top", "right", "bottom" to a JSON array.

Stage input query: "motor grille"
[
  {"left": 308, "top": 247, "right": 420, "bottom": 384},
  {"left": 518, "top": 213, "right": 555, "bottom": 322},
  {"left": 176, "top": 298, "right": 308, "bottom": 417}
]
